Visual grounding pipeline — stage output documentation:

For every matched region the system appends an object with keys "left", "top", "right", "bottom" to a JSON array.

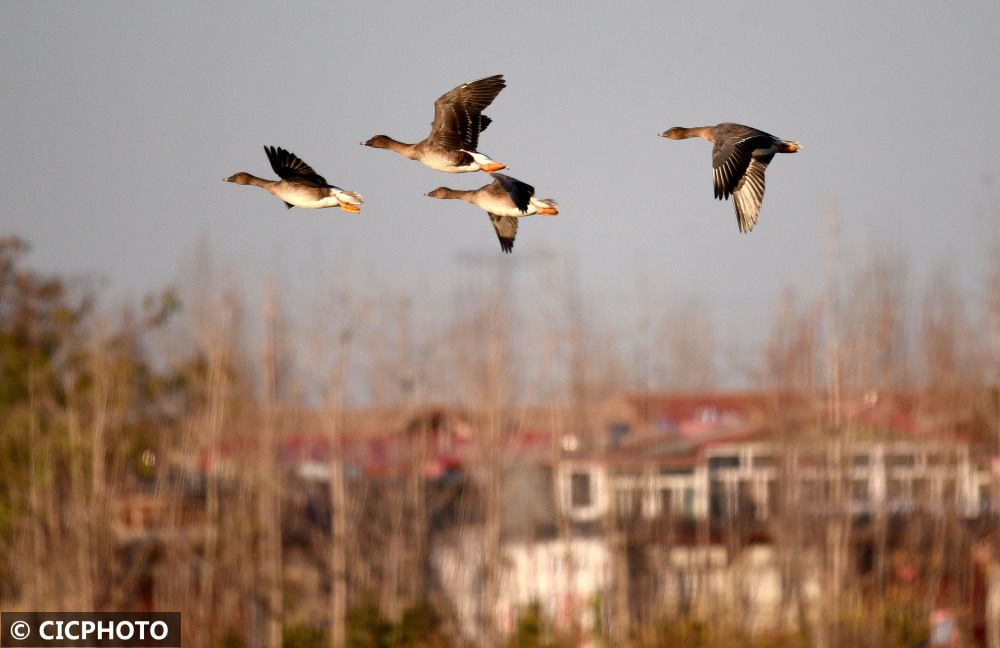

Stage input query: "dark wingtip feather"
[{"left": 490, "top": 173, "right": 533, "bottom": 212}]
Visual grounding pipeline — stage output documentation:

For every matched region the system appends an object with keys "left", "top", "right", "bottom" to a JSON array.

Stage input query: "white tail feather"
[
  {"left": 531, "top": 198, "right": 558, "bottom": 215},
  {"left": 337, "top": 190, "right": 364, "bottom": 206}
]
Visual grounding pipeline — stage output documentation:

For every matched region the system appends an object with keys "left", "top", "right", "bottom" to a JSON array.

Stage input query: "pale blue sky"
[{"left": 2, "top": 1, "right": 998, "bottom": 381}]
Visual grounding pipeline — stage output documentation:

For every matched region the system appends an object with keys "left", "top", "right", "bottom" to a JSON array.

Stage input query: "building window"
[
  {"left": 683, "top": 488, "right": 696, "bottom": 516},
  {"left": 660, "top": 466, "right": 694, "bottom": 476},
  {"left": 927, "top": 452, "right": 958, "bottom": 467},
  {"left": 607, "top": 422, "right": 630, "bottom": 447},
  {"left": 571, "top": 471, "right": 592, "bottom": 507},
  {"left": 942, "top": 479, "right": 956, "bottom": 502},
  {"left": 709, "top": 455, "right": 739, "bottom": 469},
  {"left": 710, "top": 480, "right": 727, "bottom": 518},
  {"left": 888, "top": 478, "right": 906, "bottom": 500},
  {"left": 660, "top": 488, "right": 673, "bottom": 517},
  {"left": 767, "top": 479, "right": 781, "bottom": 516},
  {"left": 887, "top": 453, "right": 916, "bottom": 468},
  {"left": 851, "top": 479, "right": 869, "bottom": 503},
  {"left": 738, "top": 479, "right": 757, "bottom": 519}
]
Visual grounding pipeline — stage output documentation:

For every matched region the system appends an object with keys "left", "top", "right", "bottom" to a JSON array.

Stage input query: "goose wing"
[
  {"left": 428, "top": 74, "right": 506, "bottom": 151},
  {"left": 730, "top": 155, "right": 774, "bottom": 233},
  {"left": 264, "top": 146, "right": 330, "bottom": 188},
  {"left": 489, "top": 213, "right": 518, "bottom": 253},
  {"left": 710, "top": 124, "right": 774, "bottom": 200}
]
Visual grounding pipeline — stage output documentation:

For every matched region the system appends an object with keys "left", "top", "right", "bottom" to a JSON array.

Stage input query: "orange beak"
[{"left": 478, "top": 160, "right": 507, "bottom": 172}]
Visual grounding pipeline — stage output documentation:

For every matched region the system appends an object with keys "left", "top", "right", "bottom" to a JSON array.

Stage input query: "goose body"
[
  {"left": 224, "top": 146, "right": 363, "bottom": 212},
  {"left": 362, "top": 75, "right": 507, "bottom": 173},
  {"left": 425, "top": 173, "right": 558, "bottom": 253},
  {"left": 659, "top": 123, "right": 800, "bottom": 232}
]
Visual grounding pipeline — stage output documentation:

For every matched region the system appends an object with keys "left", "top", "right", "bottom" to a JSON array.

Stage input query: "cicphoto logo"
[{"left": 1, "top": 612, "right": 180, "bottom": 647}]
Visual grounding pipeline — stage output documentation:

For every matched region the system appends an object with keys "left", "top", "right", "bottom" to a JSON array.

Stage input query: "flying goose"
[
  {"left": 424, "top": 173, "right": 557, "bottom": 253},
  {"left": 224, "top": 146, "right": 363, "bottom": 212},
  {"left": 659, "top": 123, "right": 800, "bottom": 232},
  {"left": 362, "top": 74, "right": 507, "bottom": 173}
]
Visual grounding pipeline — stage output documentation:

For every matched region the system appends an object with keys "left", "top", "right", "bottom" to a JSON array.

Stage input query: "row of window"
[{"left": 561, "top": 442, "right": 990, "bottom": 523}]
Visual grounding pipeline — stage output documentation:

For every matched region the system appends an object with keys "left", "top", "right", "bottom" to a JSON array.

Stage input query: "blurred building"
[{"left": 116, "top": 390, "right": 999, "bottom": 644}]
